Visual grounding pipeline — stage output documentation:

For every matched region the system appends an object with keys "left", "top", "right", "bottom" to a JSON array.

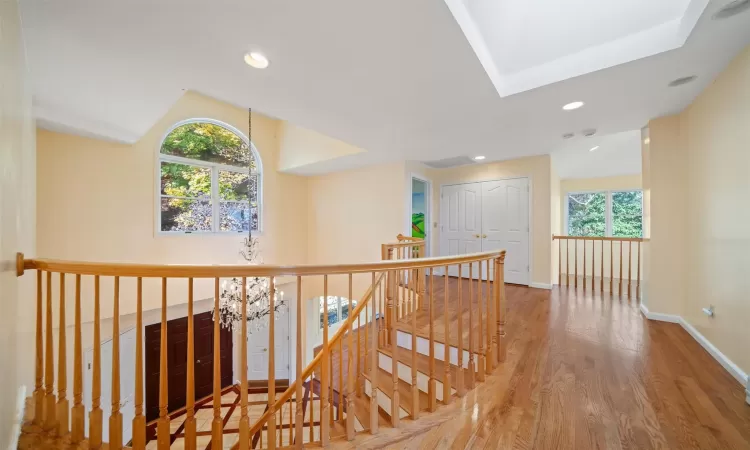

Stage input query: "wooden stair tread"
[
  {"left": 350, "top": 391, "right": 390, "bottom": 430},
  {"left": 394, "top": 318, "right": 487, "bottom": 354},
  {"left": 361, "top": 366, "right": 429, "bottom": 419},
  {"left": 378, "top": 344, "right": 474, "bottom": 392}
]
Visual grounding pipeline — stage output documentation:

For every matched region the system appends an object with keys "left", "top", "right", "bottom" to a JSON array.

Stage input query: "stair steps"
[{"left": 362, "top": 366, "right": 430, "bottom": 420}]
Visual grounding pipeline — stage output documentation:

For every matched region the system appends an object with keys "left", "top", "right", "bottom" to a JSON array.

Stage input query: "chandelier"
[{"left": 212, "top": 108, "right": 288, "bottom": 332}]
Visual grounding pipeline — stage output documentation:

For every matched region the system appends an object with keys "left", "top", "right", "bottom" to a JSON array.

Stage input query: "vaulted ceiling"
[{"left": 20, "top": 0, "right": 750, "bottom": 174}]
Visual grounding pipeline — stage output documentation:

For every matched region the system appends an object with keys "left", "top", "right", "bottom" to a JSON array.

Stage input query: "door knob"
[
  {"left": 482, "top": 234, "right": 487, "bottom": 238},
  {"left": 474, "top": 234, "right": 480, "bottom": 238},
  {"left": 263, "top": 348, "right": 268, "bottom": 352},
  {"left": 197, "top": 359, "right": 201, "bottom": 363}
]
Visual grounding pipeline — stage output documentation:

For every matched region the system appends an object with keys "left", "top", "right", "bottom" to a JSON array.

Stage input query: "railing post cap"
[{"left": 16, "top": 252, "right": 24, "bottom": 276}]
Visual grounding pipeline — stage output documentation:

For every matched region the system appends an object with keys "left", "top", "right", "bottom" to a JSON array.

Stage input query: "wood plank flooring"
[{"left": 329, "top": 278, "right": 750, "bottom": 450}]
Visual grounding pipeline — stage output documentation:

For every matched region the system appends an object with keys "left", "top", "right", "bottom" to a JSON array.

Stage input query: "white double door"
[
  {"left": 440, "top": 178, "right": 529, "bottom": 285},
  {"left": 247, "top": 316, "right": 290, "bottom": 381}
]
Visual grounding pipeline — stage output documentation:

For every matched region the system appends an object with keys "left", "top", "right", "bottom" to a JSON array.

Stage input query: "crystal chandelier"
[{"left": 212, "top": 108, "right": 288, "bottom": 332}]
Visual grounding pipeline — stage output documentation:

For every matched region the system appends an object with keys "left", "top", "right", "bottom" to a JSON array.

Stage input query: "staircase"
[{"left": 14, "top": 236, "right": 507, "bottom": 449}]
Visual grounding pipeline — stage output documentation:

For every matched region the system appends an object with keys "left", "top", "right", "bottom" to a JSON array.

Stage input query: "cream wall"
[
  {"left": 647, "top": 44, "right": 750, "bottom": 377},
  {"left": 429, "top": 156, "right": 553, "bottom": 286},
  {"left": 0, "top": 0, "right": 36, "bottom": 445},
  {"left": 278, "top": 122, "right": 364, "bottom": 172},
  {"left": 37, "top": 92, "right": 309, "bottom": 322}
]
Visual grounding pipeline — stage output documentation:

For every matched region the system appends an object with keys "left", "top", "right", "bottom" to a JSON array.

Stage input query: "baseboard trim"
[
  {"left": 639, "top": 303, "right": 680, "bottom": 323},
  {"left": 639, "top": 303, "right": 748, "bottom": 388},
  {"left": 529, "top": 282, "right": 552, "bottom": 290}
]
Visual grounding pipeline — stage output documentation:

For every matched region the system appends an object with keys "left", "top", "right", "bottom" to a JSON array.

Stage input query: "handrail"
[
  {"left": 553, "top": 234, "right": 649, "bottom": 242},
  {"left": 243, "top": 272, "right": 386, "bottom": 440},
  {"left": 18, "top": 250, "right": 500, "bottom": 277},
  {"left": 396, "top": 234, "right": 422, "bottom": 242}
]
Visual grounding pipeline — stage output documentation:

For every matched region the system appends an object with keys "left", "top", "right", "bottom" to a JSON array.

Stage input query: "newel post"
[{"left": 495, "top": 251, "right": 507, "bottom": 364}]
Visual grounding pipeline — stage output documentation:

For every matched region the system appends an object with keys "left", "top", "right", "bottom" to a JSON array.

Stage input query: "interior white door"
[
  {"left": 482, "top": 178, "right": 530, "bottom": 285},
  {"left": 440, "top": 183, "right": 483, "bottom": 277},
  {"left": 247, "top": 316, "right": 290, "bottom": 381}
]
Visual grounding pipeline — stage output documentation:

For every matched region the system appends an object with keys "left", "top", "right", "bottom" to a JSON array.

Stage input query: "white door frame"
[
  {"left": 439, "top": 176, "right": 533, "bottom": 286},
  {"left": 406, "top": 173, "right": 432, "bottom": 256}
]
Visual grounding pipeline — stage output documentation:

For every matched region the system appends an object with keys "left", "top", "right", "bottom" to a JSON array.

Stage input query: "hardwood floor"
[{"left": 330, "top": 280, "right": 750, "bottom": 450}]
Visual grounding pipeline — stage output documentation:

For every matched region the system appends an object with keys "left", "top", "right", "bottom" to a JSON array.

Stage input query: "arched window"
[{"left": 158, "top": 119, "right": 261, "bottom": 233}]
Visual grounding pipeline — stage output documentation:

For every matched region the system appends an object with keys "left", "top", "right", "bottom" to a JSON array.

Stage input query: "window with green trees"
[
  {"left": 159, "top": 120, "right": 260, "bottom": 233},
  {"left": 566, "top": 190, "right": 642, "bottom": 238}
]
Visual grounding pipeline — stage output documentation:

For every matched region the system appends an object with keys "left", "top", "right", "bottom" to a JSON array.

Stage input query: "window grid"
[
  {"left": 566, "top": 189, "right": 643, "bottom": 238},
  {"left": 157, "top": 119, "right": 261, "bottom": 234}
]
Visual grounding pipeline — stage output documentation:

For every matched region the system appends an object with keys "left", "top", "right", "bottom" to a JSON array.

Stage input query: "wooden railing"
[
  {"left": 553, "top": 235, "right": 647, "bottom": 298},
  {"left": 16, "top": 242, "right": 506, "bottom": 449}
]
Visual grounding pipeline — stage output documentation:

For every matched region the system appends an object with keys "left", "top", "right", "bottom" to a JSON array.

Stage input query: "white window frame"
[
  {"left": 156, "top": 118, "right": 263, "bottom": 235},
  {"left": 318, "top": 295, "right": 356, "bottom": 336},
  {"left": 565, "top": 189, "right": 643, "bottom": 237}
]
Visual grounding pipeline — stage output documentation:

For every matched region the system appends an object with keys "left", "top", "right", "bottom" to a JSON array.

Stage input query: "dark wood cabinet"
[{"left": 145, "top": 311, "right": 233, "bottom": 422}]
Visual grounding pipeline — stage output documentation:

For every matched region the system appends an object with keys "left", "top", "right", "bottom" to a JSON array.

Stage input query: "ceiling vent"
[
  {"left": 562, "top": 133, "right": 575, "bottom": 139},
  {"left": 422, "top": 155, "right": 477, "bottom": 169},
  {"left": 668, "top": 75, "right": 697, "bottom": 87},
  {"left": 713, "top": 0, "right": 750, "bottom": 19},
  {"left": 581, "top": 128, "right": 597, "bottom": 137}
]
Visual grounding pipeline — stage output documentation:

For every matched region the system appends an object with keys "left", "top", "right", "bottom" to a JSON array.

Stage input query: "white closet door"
[
  {"left": 482, "top": 178, "right": 529, "bottom": 285},
  {"left": 440, "top": 183, "right": 482, "bottom": 277}
]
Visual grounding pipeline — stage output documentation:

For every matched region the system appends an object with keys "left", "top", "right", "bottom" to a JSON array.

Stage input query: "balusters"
[
  {"left": 346, "top": 274, "right": 355, "bottom": 440},
  {"left": 558, "top": 239, "right": 562, "bottom": 286},
  {"left": 574, "top": 240, "right": 579, "bottom": 288},
  {"left": 428, "top": 269, "right": 437, "bottom": 412},
  {"left": 294, "top": 278, "right": 304, "bottom": 448},
  {"left": 157, "top": 278, "right": 169, "bottom": 450},
  {"left": 71, "top": 275, "right": 84, "bottom": 443},
  {"left": 308, "top": 375, "right": 314, "bottom": 443},
  {"left": 442, "top": 266, "right": 452, "bottom": 404},
  {"left": 637, "top": 241, "right": 642, "bottom": 299},
  {"left": 497, "top": 253, "right": 507, "bottom": 363},
  {"left": 371, "top": 272, "right": 381, "bottom": 432},
  {"left": 619, "top": 242, "right": 624, "bottom": 296},
  {"left": 132, "top": 279, "right": 146, "bottom": 449},
  {"left": 566, "top": 239, "right": 570, "bottom": 287},
  {"left": 356, "top": 294, "right": 362, "bottom": 398},
  {"left": 267, "top": 277, "right": 277, "bottom": 449},
  {"left": 599, "top": 241, "right": 604, "bottom": 294},
  {"left": 389, "top": 270, "right": 400, "bottom": 428},
  {"left": 211, "top": 278, "right": 224, "bottom": 449},
  {"left": 591, "top": 241, "right": 595, "bottom": 292},
  {"left": 477, "top": 262, "right": 485, "bottom": 383},
  {"left": 628, "top": 241, "right": 633, "bottom": 298},
  {"left": 610, "top": 241, "right": 614, "bottom": 294},
  {"left": 485, "top": 260, "right": 494, "bottom": 373},
  {"left": 468, "top": 263, "right": 475, "bottom": 388},
  {"left": 583, "top": 241, "right": 587, "bottom": 291},
  {"left": 239, "top": 277, "right": 249, "bottom": 450},
  {"left": 33, "top": 271, "right": 44, "bottom": 426},
  {"left": 89, "top": 276, "right": 101, "bottom": 448},
  {"left": 338, "top": 339, "right": 343, "bottom": 423},
  {"left": 57, "top": 273, "right": 68, "bottom": 437},
  {"left": 456, "top": 264, "right": 464, "bottom": 397},
  {"left": 411, "top": 270, "right": 419, "bottom": 418},
  {"left": 110, "top": 276, "right": 122, "bottom": 449},
  {"left": 320, "top": 275, "right": 329, "bottom": 446},
  {"left": 288, "top": 397, "right": 293, "bottom": 446}
]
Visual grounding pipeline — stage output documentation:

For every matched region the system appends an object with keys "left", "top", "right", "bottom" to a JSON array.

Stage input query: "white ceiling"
[
  {"left": 552, "top": 130, "right": 643, "bottom": 179},
  {"left": 19, "top": 0, "right": 750, "bottom": 175}
]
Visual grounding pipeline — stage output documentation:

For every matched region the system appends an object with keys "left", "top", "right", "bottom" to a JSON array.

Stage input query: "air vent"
[
  {"left": 668, "top": 75, "right": 697, "bottom": 87},
  {"left": 562, "top": 133, "right": 574, "bottom": 139},
  {"left": 713, "top": 0, "right": 750, "bottom": 19},
  {"left": 422, "top": 156, "right": 477, "bottom": 169},
  {"left": 581, "top": 128, "right": 597, "bottom": 137}
]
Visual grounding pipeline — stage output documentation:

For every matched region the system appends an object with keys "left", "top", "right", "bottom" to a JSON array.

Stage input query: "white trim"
[
  {"left": 439, "top": 175, "right": 532, "bottom": 286},
  {"left": 529, "top": 283, "right": 552, "bottom": 290},
  {"left": 678, "top": 318, "right": 748, "bottom": 387},
  {"left": 407, "top": 173, "right": 432, "bottom": 256},
  {"left": 639, "top": 303, "right": 748, "bottom": 387},
  {"left": 638, "top": 302, "right": 680, "bottom": 323},
  {"left": 154, "top": 118, "right": 264, "bottom": 236}
]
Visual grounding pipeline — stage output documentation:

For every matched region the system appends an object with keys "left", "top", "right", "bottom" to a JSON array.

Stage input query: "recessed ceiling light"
[
  {"left": 562, "top": 101, "right": 584, "bottom": 111},
  {"left": 562, "top": 133, "right": 575, "bottom": 139},
  {"left": 582, "top": 128, "right": 597, "bottom": 137},
  {"left": 712, "top": 0, "right": 750, "bottom": 19},
  {"left": 668, "top": 76, "right": 697, "bottom": 87},
  {"left": 244, "top": 52, "right": 269, "bottom": 69},
  {"left": 473, "top": 155, "right": 486, "bottom": 161},
  {"left": 589, "top": 146, "right": 600, "bottom": 152}
]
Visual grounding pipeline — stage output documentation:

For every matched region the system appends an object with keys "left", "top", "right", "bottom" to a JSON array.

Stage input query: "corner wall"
[
  {"left": 0, "top": 0, "right": 37, "bottom": 445},
  {"left": 646, "top": 44, "right": 750, "bottom": 379}
]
